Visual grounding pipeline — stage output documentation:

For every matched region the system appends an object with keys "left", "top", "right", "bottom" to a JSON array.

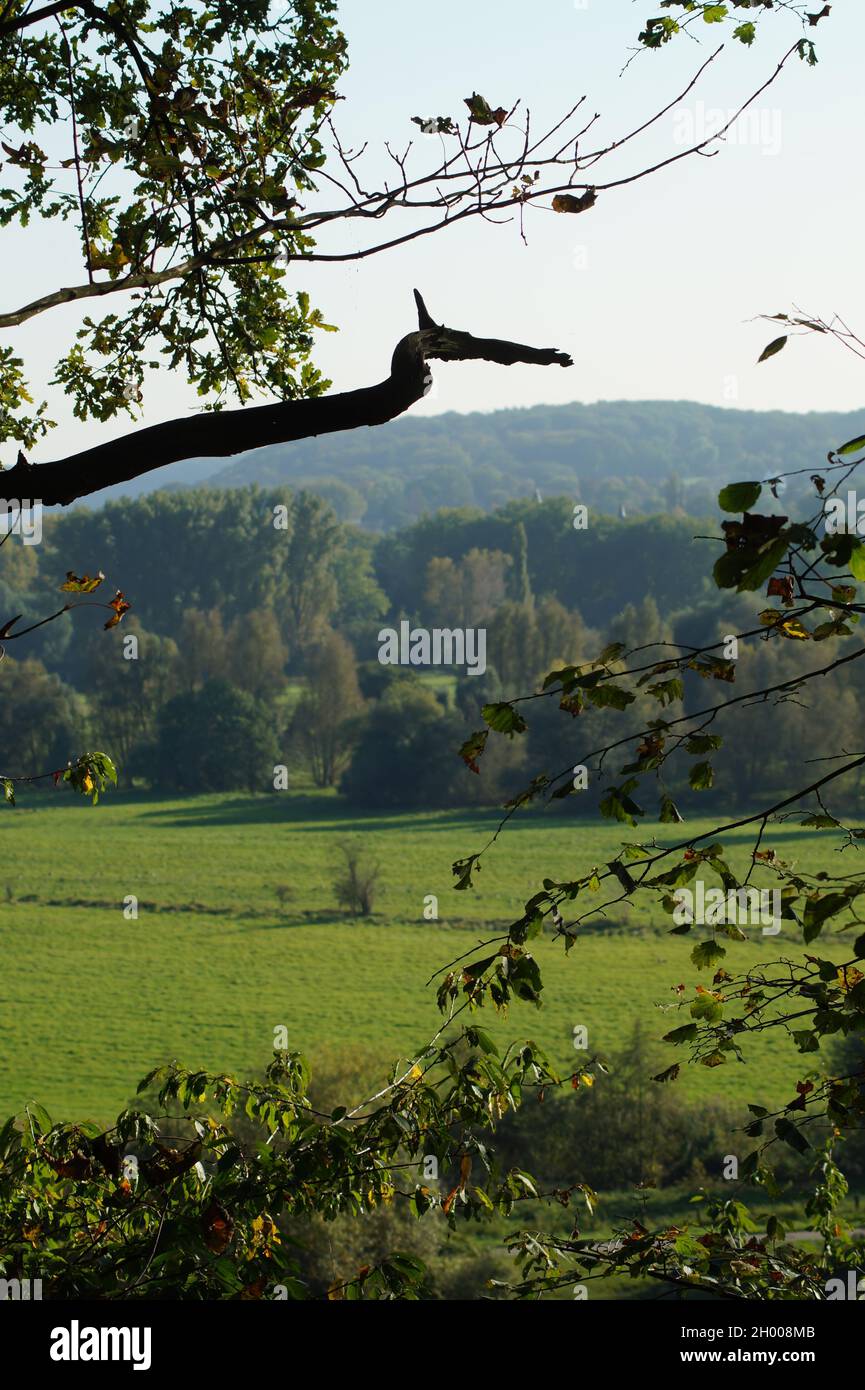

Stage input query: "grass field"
[{"left": 0, "top": 787, "right": 855, "bottom": 1124}]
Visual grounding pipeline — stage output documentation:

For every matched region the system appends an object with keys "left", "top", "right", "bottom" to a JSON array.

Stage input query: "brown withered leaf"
[
  {"left": 104, "top": 590, "right": 131, "bottom": 629},
  {"left": 442, "top": 1186, "right": 459, "bottom": 1215},
  {"left": 47, "top": 1152, "right": 94, "bottom": 1180},
  {"left": 287, "top": 85, "right": 338, "bottom": 109},
  {"left": 637, "top": 733, "right": 664, "bottom": 759},
  {"left": 767, "top": 575, "right": 795, "bottom": 605},
  {"left": 202, "top": 1200, "right": 234, "bottom": 1254},
  {"left": 459, "top": 729, "right": 488, "bottom": 775},
  {"left": 91, "top": 1134, "right": 122, "bottom": 1179},
  {"left": 687, "top": 657, "right": 736, "bottom": 682},
  {"left": 552, "top": 189, "right": 596, "bottom": 214},
  {"left": 141, "top": 1140, "right": 202, "bottom": 1187},
  {"left": 238, "top": 1277, "right": 267, "bottom": 1300},
  {"left": 559, "top": 693, "right": 583, "bottom": 717},
  {"left": 722, "top": 513, "right": 787, "bottom": 552}
]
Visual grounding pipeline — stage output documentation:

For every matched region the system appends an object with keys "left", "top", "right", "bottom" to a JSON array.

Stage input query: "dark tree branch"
[
  {"left": 0, "top": 291, "right": 572, "bottom": 509},
  {"left": 0, "top": 217, "right": 304, "bottom": 329},
  {"left": 0, "top": 1, "right": 83, "bottom": 37}
]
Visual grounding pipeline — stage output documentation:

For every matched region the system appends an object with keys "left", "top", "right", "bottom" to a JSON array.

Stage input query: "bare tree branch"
[
  {"left": 0, "top": 42, "right": 797, "bottom": 332},
  {"left": 0, "top": 291, "right": 572, "bottom": 509}
]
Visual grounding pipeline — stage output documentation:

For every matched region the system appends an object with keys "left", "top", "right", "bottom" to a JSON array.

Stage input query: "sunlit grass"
[{"left": 0, "top": 790, "right": 852, "bottom": 1122}]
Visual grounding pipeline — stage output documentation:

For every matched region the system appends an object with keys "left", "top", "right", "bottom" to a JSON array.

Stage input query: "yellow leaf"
[
  {"left": 837, "top": 965, "right": 864, "bottom": 994},
  {"left": 61, "top": 570, "right": 104, "bottom": 593},
  {"left": 758, "top": 609, "right": 811, "bottom": 640}
]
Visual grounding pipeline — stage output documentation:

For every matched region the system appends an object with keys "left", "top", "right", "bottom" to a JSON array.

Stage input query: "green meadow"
[{"left": 0, "top": 789, "right": 853, "bottom": 1124}]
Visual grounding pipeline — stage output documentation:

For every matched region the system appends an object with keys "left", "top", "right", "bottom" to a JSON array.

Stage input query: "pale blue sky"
[{"left": 4, "top": 0, "right": 864, "bottom": 468}]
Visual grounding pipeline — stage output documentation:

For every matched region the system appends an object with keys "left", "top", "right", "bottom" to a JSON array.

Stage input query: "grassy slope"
[{"left": 0, "top": 790, "right": 853, "bottom": 1123}]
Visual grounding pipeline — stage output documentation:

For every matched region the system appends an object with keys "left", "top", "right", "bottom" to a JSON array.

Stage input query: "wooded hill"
[{"left": 103, "top": 399, "right": 865, "bottom": 530}]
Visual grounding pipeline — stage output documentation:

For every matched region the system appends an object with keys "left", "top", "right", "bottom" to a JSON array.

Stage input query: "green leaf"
[
  {"left": 737, "top": 536, "right": 790, "bottom": 593},
  {"left": 663, "top": 1023, "right": 698, "bottom": 1045},
  {"left": 837, "top": 433, "right": 865, "bottom": 457},
  {"left": 466, "top": 1027, "right": 499, "bottom": 1056},
  {"left": 673, "top": 1234, "right": 710, "bottom": 1262},
  {"left": 542, "top": 665, "right": 577, "bottom": 691},
  {"left": 718, "top": 481, "right": 762, "bottom": 513},
  {"left": 774, "top": 1117, "right": 811, "bottom": 1154},
  {"left": 599, "top": 785, "right": 643, "bottom": 827},
  {"left": 690, "top": 993, "right": 724, "bottom": 1023},
  {"left": 691, "top": 940, "right": 726, "bottom": 972},
  {"left": 802, "top": 891, "right": 849, "bottom": 942},
  {"left": 481, "top": 702, "right": 527, "bottom": 736},
  {"left": 685, "top": 734, "right": 722, "bottom": 754},
  {"left": 659, "top": 794, "right": 683, "bottom": 824},
  {"left": 647, "top": 677, "right": 683, "bottom": 707},
  {"left": 585, "top": 683, "right": 636, "bottom": 711},
  {"left": 689, "top": 761, "right": 714, "bottom": 792},
  {"left": 849, "top": 539, "right": 865, "bottom": 582}
]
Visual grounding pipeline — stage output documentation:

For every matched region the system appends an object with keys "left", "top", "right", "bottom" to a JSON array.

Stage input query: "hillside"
[{"left": 87, "top": 399, "right": 865, "bottom": 529}]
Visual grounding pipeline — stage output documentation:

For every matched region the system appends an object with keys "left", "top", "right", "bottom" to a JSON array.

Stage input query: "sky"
[{"left": 4, "top": 0, "right": 865, "bottom": 469}]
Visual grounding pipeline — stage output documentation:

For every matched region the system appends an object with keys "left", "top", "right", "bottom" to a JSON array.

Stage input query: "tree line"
[{"left": 3, "top": 482, "right": 864, "bottom": 810}]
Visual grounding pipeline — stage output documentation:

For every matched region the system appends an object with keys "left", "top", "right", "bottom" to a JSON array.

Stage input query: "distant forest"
[
  {"left": 5, "top": 477, "right": 865, "bottom": 814},
  {"left": 111, "top": 399, "right": 865, "bottom": 531}
]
